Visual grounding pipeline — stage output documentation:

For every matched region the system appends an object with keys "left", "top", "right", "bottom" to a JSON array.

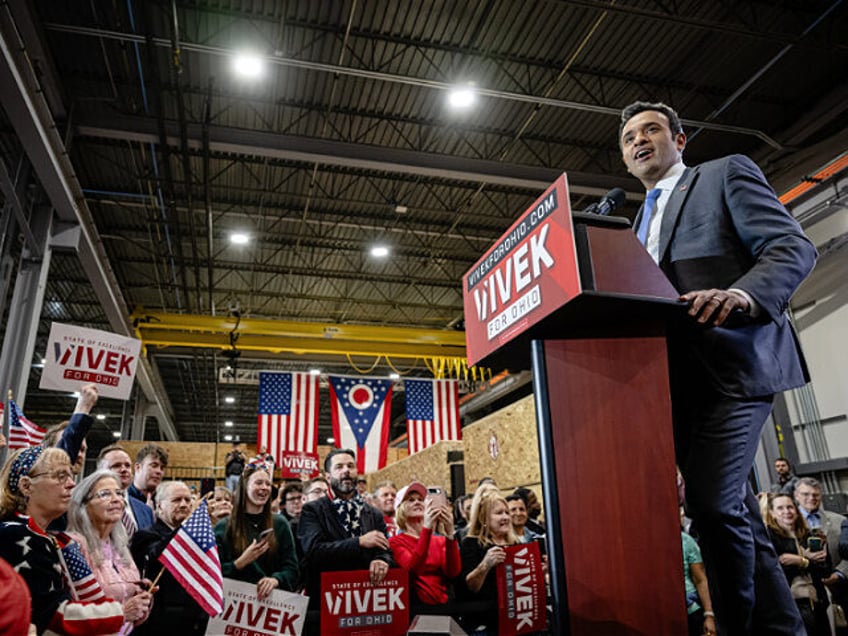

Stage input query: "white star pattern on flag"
[
  {"left": 62, "top": 542, "right": 107, "bottom": 602},
  {"left": 405, "top": 378, "right": 462, "bottom": 455},
  {"left": 158, "top": 499, "right": 224, "bottom": 617},
  {"left": 257, "top": 372, "right": 319, "bottom": 472}
]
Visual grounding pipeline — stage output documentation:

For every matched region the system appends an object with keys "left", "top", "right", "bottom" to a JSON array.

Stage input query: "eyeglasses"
[
  {"left": 28, "top": 469, "right": 74, "bottom": 483},
  {"left": 796, "top": 491, "right": 821, "bottom": 499},
  {"left": 88, "top": 488, "right": 124, "bottom": 502},
  {"left": 305, "top": 488, "right": 328, "bottom": 497}
]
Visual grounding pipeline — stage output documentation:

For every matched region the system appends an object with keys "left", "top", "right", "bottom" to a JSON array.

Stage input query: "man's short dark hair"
[
  {"left": 323, "top": 448, "right": 356, "bottom": 473},
  {"left": 505, "top": 494, "right": 524, "bottom": 504},
  {"left": 282, "top": 482, "right": 304, "bottom": 498},
  {"left": 97, "top": 444, "right": 128, "bottom": 460},
  {"left": 775, "top": 458, "right": 791, "bottom": 466},
  {"left": 135, "top": 443, "right": 169, "bottom": 467},
  {"left": 619, "top": 101, "right": 684, "bottom": 140}
]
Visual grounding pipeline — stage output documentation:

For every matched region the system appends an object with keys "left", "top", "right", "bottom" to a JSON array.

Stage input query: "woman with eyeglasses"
[
  {"left": 68, "top": 469, "right": 155, "bottom": 633},
  {"left": 0, "top": 446, "right": 125, "bottom": 635}
]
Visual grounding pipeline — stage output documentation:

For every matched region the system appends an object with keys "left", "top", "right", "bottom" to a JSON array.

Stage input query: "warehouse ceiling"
[{"left": 1, "top": 0, "right": 847, "bottom": 455}]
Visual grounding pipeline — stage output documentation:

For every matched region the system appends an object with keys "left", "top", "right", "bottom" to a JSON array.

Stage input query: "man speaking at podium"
[{"left": 619, "top": 101, "right": 816, "bottom": 635}]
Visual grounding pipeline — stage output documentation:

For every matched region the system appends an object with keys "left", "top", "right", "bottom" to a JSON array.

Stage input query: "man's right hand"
[{"left": 359, "top": 530, "right": 389, "bottom": 550}]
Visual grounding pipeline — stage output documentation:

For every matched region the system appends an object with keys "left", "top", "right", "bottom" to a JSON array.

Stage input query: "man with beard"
[
  {"left": 130, "top": 481, "right": 209, "bottom": 635},
  {"left": 298, "top": 449, "right": 393, "bottom": 635}
]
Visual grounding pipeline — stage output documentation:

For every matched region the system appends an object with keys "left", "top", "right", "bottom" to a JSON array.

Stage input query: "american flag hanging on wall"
[
  {"left": 257, "top": 372, "right": 320, "bottom": 478},
  {"left": 405, "top": 378, "right": 461, "bottom": 455}
]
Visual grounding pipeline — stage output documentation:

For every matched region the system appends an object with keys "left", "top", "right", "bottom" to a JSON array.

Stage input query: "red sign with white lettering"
[
  {"left": 462, "top": 175, "right": 580, "bottom": 366},
  {"left": 278, "top": 451, "right": 319, "bottom": 480},
  {"left": 320, "top": 569, "right": 409, "bottom": 636},
  {"left": 497, "top": 542, "right": 547, "bottom": 636}
]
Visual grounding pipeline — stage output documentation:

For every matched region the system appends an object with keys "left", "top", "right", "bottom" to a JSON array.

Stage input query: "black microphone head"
[
  {"left": 597, "top": 187, "right": 627, "bottom": 215},
  {"left": 603, "top": 187, "right": 626, "bottom": 209}
]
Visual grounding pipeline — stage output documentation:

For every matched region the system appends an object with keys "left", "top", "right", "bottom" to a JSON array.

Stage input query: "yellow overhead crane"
[{"left": 130, "top": 310, "right": 490, "bottom": 381}]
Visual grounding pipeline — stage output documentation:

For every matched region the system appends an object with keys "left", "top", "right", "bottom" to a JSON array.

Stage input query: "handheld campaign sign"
[
  {"left": 497, "top": 542, "right": 547, "bottom": 636},
  {"left": 320, "top": 568, "right": 409, "bottom": 636},
  {"left": 462, "top": 175, "right": 580, "bottom": 367},
  {"left": 205, "top": 579, "right": 308, "bottom": 636},
  {"left": 39, "top": 322, "right": 142, "bottom": 400}
]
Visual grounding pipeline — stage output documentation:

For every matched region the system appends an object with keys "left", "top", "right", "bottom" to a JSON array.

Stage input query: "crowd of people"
[{"left": 4, "top": 390, "right": 848, "bottom": 636}]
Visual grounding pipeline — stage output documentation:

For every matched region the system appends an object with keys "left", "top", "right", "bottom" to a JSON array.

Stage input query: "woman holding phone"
[
  {"left": 389, "top": 481, "right": 460, "bottom": 612},
  {"left": 215, "top": 463, "right": 299, "bottom": 598},
  {"left": 761, "top": 493, "right": 830, "bottom": 635}
]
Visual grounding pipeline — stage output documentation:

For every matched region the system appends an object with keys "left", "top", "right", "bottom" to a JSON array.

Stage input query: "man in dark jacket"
[{"left": 298, "top": 449, "right": 393, "bottom": 634}]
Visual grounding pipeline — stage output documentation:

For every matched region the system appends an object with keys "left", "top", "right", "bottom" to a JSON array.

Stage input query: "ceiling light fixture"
[
  {"left": 389, "top": 373, "right": 400, "bottom": 380},
  {"left": 326, "top": 436, "right": 335, "bottom": 444},
  {"left": 224, "top": 420, "right": 234, "bottom": 427},
  {"left": 370, "top": 245, "right": 390, "bottom": 258},
  {"left": 112, "top": 431, "right": 121, "bottom": 438},
  {"left": 96, "top": 414, "right": 106, "bottom": 421},
  {"left": 448, "top": 85, "right": 476, "bottom": 109},
  {"left": 224, "top": 396, "right": 235, "bottom": 404},
  {"left": 233, "top": 53, "right": 263, "bottom": 78},
  {"left": 230, "top": 233, "right": 249, "bottom": 245},
  {"left": 224, "top": 434, "right": 233, "bottom": 441},
  {"left": 309, "top": 368, "right": 321, "bottom": 376}
]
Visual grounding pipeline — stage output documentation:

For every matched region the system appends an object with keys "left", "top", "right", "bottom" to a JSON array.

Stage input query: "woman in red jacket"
[{"left": 389, "top": 481, "right": 461, "bottom": 614}]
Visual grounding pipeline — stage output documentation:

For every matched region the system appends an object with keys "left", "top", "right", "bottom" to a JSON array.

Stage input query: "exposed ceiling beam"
[
  {"left": 132, "top": 311, "right": 469, "bottom": 361},
  {"left": 76, "top": 113, "right": 637, "bottom": 197},
  {"left": 0, "top": 5, "right": 178, "bottom": 439}
]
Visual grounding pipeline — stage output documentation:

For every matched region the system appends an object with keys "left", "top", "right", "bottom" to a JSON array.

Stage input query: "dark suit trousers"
[{"left": 674, "top": 377, "right": 805, "bottom": 636}]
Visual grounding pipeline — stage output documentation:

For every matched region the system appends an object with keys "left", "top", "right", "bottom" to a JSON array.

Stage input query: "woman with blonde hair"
[
  {"left": 456, "top": 488, "right": 520, "bottom": 634},
  {"left": 0, "top": 446, "right": 125, "bottom": 635},
  {"left": 389, "top": 481, "right": 461, "bottom": 612},
  {"left": 761, "top": 493, "right": 830, "bottom": 635},
  {"left": 215, "top": 463, "right": 299, "bottom": 599}
]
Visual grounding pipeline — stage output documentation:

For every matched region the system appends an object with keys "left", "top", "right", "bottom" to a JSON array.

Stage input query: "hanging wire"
[{"left": 345, "top": 353, "right": 383, "bottom": 374}]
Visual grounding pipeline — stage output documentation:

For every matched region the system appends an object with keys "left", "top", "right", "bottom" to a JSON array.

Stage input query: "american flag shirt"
[{"left": 0, "top": 514, "right": 124, "bottom": 635}]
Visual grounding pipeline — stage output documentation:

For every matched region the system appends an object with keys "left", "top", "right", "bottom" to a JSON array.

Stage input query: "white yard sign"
[{"left": 39, "top": 322, "right": 142, "bottom": 400}]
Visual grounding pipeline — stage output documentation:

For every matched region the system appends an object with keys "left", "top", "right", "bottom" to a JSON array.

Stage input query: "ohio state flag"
[{"left": 327, "top": 376, "right": 393, "bottom": 474}]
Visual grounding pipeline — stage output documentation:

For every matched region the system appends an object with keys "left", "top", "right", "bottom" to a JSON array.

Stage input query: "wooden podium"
[{"left": 463, "top": 176, "right": 688, "bottom": 635}]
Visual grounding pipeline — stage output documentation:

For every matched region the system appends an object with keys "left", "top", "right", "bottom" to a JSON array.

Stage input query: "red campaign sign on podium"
[
  {"left": 320, "top": 569, "right": 410, "bottom": 636},
  {"left": 497, "top": 542, "right": 547, "bottom": 636},
  {"left": 463, "top": 175, "right": 579, "bottom": 366}
]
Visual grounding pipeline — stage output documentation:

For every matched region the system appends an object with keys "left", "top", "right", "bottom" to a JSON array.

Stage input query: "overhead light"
[
  {"left": 40, "top": 358, "right": 46, "bottom": 364},
  {"left": 96, "top": 414, "right": 106, "bottom": 421},
  {"left": 224, "top": 434, "right": 233, "bottom": 441},
  {"left": 224, "top": 420, "right": 234, "bottom": 427},
  {"left": 394, "top": 205, "right": 408, "bottom": 214},
  {"left": 230, "top": 233, "right": 249, "bottom": 245},
  {"left": 232, "top": 53, "right": 263, "bottom": 78},
  {"left": 370, "top": 245, "right": 390, "bottom": 258},
  {"left": 448, "top": 85, "right": 476, "bottom": 109},
  {"left": 389, "top": 373, "right": 400, "bottom": 380},
  {"left": 112, "top": 431, "right": 121, "bottom": 438},
  {"left": 326, "top": 436, "right": 335, "bottom": 444},
  {"left": 309, "top": 368, "right": 321, "bottom": 376},
  {"left": 224, "top": 396, "right": 235, "bottom": 404},
  {"left": 71, "top": 392, "right": 80, "bottom": 398}
]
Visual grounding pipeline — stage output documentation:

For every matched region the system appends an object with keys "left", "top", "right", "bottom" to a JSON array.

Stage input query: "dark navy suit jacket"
[
  {"left": 634, "top": 154, "right": 817, "bottom": 398},
  {"left": 298, "top": 496, "right": 393, "bottom": 608}
]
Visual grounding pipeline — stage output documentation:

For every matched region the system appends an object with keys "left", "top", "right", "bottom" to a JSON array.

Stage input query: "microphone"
[{"left": 595, "top": 187, "right": 627, "bottom": 216}]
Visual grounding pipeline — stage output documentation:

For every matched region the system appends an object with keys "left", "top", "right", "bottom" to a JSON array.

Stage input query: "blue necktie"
[{"left": 636, "top": 188, "right": 662, "bottom": 245}]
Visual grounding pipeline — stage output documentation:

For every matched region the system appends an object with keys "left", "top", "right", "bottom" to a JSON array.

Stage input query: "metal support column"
[{"left": 0, "top": 204, "right": 53, "bottom": 406}]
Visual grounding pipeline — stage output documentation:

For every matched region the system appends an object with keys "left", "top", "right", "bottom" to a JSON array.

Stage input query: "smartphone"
[
  {"left": 427, "top": 486, "right": 447, "bottom": 508},
  {"left": 808, "top": 536, "right": 823, "bottom": 552},
  {"left": 258, "top": 528, "right": 274, "bottom": 541}
]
